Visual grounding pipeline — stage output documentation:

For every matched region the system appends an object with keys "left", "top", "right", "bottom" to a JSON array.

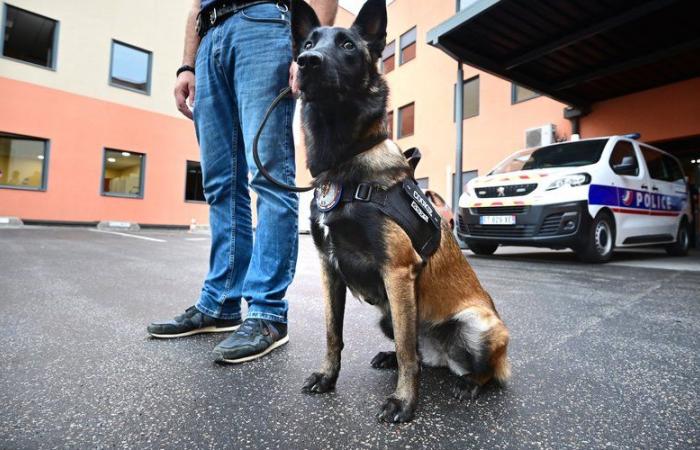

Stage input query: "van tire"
[
  {"left": 576, "top": 212, "right": 615, "bottom": 263},
  {"left": 467, "top": 242, "right": 499, "bottom": 255},
  {"left": 665, "top": 219, "right": 690, "bottom": 257}
]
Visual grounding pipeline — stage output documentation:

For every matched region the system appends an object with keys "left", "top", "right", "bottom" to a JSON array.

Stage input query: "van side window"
[
  {"left": 662, "top": 155, "right": 684, "bottom": 182},
  {"left": 641, "top": 147, "right": 668, "bottom": 181},
  {"left": 609, "top": 141, "right": 638, "bottom": 176}
]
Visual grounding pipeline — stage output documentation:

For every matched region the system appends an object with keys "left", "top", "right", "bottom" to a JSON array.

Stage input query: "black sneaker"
[
  {"left": 147, "top": 306, "right": 241, "bottom": 339},
  {"left": 212, "top": 318, "right": 289, "bottom": 364}
]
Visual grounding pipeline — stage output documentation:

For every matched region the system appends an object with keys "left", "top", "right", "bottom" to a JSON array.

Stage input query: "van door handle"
[
  {"left": 652, "top": 186, "right": 659, "bottom": 191},
  {"left": 641, "top": 184, "right": 649, "bottom": 190}
]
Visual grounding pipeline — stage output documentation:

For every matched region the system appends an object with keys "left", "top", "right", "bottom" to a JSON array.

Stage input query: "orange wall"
[
  {"left": 582, "top": 77, "right": 700, "bottom": 142},
  {"left": 0, "top": 77, "right": 207, "bottom": 225}
]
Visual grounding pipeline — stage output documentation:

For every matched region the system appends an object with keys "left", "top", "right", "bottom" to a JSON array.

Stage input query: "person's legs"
[
  {"left": 234, "top": 5, "right": 298, "bottom": 324},
  {"left": 193, "top": 20, "right": 255, "bottom": 321}
]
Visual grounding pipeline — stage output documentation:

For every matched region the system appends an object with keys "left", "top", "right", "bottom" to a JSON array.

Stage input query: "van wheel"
[
  {"left": 666, "top": 220, "right": 690, "bottom": 256},
  {"left": 467, "top": 242, "right": 498, "bottom": 255},
  {"left": 576, "top": 212, "right": 615, "bottom": 263}
]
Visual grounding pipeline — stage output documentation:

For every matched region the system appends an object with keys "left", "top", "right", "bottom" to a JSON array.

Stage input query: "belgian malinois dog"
[{"left": 292, "top": 0, "right": 510, "bottom": 423}]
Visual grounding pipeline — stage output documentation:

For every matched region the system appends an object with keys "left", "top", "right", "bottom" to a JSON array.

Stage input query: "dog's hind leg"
[{"left": 302, "top": 260, "right": 347, "bottom": 394}]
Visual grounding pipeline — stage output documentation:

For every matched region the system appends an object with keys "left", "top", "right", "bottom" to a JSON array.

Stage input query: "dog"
[{"left": 291, "top": 0, "right": 510, "bottom": 423}]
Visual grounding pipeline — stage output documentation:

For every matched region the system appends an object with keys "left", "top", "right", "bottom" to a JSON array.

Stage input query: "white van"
[{"left": 457, "top": 136, "right": 692, "bottom": 262}]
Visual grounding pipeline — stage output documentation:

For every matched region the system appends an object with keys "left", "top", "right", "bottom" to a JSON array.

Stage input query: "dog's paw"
[
  {"left": 376, "top": 396, "right": 415, "bottom": 423},
  {"left": 370, "top": 351, "right": 398, "bottom": 369},
  {"left": 451, "top": 376, "right": 480, "bottom": 401},
  {"left": 301, "top": 372, "right": 337, "bottom": 394}
]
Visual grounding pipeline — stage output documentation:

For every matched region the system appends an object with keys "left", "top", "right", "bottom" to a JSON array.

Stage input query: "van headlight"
[{"left": 546, "top": 173, "right": 591, "bottom": 191}]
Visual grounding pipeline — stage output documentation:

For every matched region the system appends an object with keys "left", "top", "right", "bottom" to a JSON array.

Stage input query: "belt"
[{"left": 196, "top": 0, "right": 288, "bottom": 37}]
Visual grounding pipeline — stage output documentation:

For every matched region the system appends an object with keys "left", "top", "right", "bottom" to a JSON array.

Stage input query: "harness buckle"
[{"left": 354, "top": 184, "right": 372, "bottom": 202}]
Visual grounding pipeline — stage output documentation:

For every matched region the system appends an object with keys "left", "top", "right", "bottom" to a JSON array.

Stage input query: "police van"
[{"left": 457, "top": 135, "right": 692, "bottom": 262}]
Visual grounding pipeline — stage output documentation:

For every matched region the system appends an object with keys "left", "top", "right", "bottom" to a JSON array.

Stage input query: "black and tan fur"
[{"left": 292, "top": 0, "right": 510, "bottom": 423}]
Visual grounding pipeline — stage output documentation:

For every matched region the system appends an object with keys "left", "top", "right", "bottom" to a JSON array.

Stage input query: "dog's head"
[{"left": 291, "top": 0, "right": 387, "bottom": 101}]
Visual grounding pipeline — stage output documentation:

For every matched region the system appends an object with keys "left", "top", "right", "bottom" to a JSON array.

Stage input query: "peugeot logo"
[{"left": 496, "top": 186, "right": 505, "bottom": 197}]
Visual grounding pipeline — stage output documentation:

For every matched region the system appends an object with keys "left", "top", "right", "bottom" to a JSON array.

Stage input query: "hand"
[
  {"left": 174, "top": 71, "right": 196, "bottom": 120},
  {"left": 289, "top": 61, "right": 300, "bottom": 97}
]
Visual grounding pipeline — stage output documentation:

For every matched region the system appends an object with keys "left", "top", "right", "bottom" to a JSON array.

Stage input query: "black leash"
[{"left": 252, "top": 86, "right": 314, "bottom": 193}]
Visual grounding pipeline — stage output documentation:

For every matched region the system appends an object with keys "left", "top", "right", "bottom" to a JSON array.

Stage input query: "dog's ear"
[
  {"left": 291, "top": 0, "right": 321, "bottom": 57},
  {"left": 351, "top": 0, "right": 388, "bottom": 59}
]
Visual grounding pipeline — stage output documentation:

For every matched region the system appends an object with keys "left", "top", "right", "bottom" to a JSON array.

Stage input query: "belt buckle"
[
  {"left": 276, "top": 1, "right": 289, "bottom": 13},
  {"left": 354, "top": 184, "right": 372, "bottom": 202},
  {"left": 209, "top": 8, "right": 217, "bottom": 25}
]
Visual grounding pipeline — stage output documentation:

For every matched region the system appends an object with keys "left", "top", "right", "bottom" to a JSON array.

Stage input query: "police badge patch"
[{"left": 316, "top": 182, "right": 343, "bottom": 212}]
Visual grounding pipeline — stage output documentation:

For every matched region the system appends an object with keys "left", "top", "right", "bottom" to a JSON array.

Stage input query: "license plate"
[{"left": 480, "top": 215, "right": 516, "bottom": 225}]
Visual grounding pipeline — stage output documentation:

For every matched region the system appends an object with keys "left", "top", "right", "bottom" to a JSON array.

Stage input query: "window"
[
  {"left": 185, "top": 160, "right": 205, "bottom": 202},
  {"left": 381, "top": 40, "right": 395, "bottom": 74},
  {"left": 512, "top": 83, "right": 539, "bottom": 104},
  {"left": 110, "top": 40, "right": 152, "bottom": 94},
  {"left": 0, "top": 132, "right": 48, "bottom": 190},
  {"left": 609, "top": 140, "right": 639, "bottom": 176},
  {"left": 416, "top": 177, "right": 429, "bottom": 190},
  {"left": 662, "top": 155, "right": 684, "bottom": 182},
  {"left": 386, "top": 110, "right": 394, "bottom": 138},
  {"left": 491, "top": 140, "right": 607, "bottom": 174},
  {"left": 455, "top": 76, "right": 479, "bottom": 120},
  {"left": 452, "top": 170, "right": 478, "bottom": 194},
  {"left": 399, "top": 27, "right": 416, "bottom": 65},
  {"left": 398, "top": 103, "right": 414, "bottom": 138},
  {"left": 641, "top": 147, "right": 667, "bottom": 181},
  {"left": 2, "top": 5, "right": 58, "bottom": 69},
  {"left": 102, "top": 149, "right": 145, "bottom": 198}
]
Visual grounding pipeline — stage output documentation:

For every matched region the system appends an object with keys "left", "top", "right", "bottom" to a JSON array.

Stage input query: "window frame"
[
  {"left": 108, "top": 39, "right": 153, "bottom": 95},
  {"left": 0, "top": 131, "right": 50, "bottom": 191},
  {"left": 184, "top": 160, "right": 206, "bottom": 203},
  {"left": 511, "top": 83, "right": 540, "bottom": 104},
  {"left": 640, "top": 146, "right": 669, "bottom": 182},
  {"left": 100, "top": 148, "right": 146, "bottom": 199},
  {"left": 397, "top": 102, "right": 415, "bottom": 139},
  {"left": 1, "top": 3, "right": 60, "bottom": 71},
  {"left": 399, "top": 26, "right": 416, "bottom": 65}
]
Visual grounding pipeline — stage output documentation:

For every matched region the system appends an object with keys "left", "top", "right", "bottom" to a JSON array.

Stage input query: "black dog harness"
[{"left": 315, "top": 149, "right": 442, "bottom": 260}]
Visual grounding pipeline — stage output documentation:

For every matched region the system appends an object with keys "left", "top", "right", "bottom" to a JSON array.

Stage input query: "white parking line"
[
  {"left": 185, "top": 237, "right": 209, "bottom": 241},
  {"left": 88, "top": 229, "right": 166, "bottom": 243}
]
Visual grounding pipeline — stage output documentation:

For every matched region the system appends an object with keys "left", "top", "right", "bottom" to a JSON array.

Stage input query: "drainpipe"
[{"left": 453, "top": 61, "right": 464, "bottom": 219}]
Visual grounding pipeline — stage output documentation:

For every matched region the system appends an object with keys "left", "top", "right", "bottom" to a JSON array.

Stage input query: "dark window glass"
[
  {"left": 102, "top": 149, "right": 144, "bottom": 197},
  {"left": 492, "top": 140, "right": 607, "bottom": 174},
  {"left": 110, "top": 40, "right": 152, "bottom": 94},
  {"left": 2, "top": 5, "right": 57, "bottom": 68},
  {"left": 455, "top": 76, "right": 479, "bottom": 120},
  {"left": 641, "top": 147, "right": 668, "bottom": 181},
  {"left": 398, "top": 103, "right": 414, "bottom": 138},
  {"left": 185, "top": 160, "right": 205, "bottom": 202},
  {"left": 381, "top": 40, "right": 395, "bottom": 74},
  {"left": 0, "top": 132, "right": 48, "bottom": 190},
  {"left": 386, "top": 111, "right": 394, "bottom": 139},
  {"left": 609, "top": 140, "right": 639, "bottom": 176},
  {"left": 662, "top": 155, "right": 684, "bottom": 182},
  {"left": 399, "top": 27, "right": 416, "bottom": 65},
  {"left": 512, "top": 83, "right": 539, "bottom": 104},
  {"left": 416, "top": 177, "right": 429, "bottom": 189}
]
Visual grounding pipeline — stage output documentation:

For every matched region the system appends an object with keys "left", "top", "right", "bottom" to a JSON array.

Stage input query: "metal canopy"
[{"left": 427, "top": 0, "right": 700, "bottom": 108}]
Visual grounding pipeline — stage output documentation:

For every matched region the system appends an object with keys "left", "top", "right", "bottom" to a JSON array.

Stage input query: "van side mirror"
[{"left": 613, "top": 156, "right": 638, "bottom": 176}]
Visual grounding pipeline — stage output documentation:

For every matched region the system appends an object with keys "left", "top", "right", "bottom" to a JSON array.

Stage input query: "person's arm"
[
  {"left": 290, "top": 0, "right": 338, "bottom": 95},
  {"left": 174, "top": 0, "right": 201, "bottom": 120}
]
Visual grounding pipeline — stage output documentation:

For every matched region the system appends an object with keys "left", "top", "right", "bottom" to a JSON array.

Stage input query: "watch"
[{"left": 176, "top": 65, "right": 195, "bottom": 77}]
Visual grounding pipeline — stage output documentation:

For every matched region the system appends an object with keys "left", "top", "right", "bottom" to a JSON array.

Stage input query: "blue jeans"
[{"left": 193, "top": 3, "right": 298, "bottom": 324}]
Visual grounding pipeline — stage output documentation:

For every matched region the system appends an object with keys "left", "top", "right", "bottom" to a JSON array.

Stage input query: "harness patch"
[{"left": 316, "top": 182, "right": 343, "bottom": 212}]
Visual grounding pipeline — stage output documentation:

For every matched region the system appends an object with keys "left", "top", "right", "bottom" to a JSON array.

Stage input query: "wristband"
[{"left": 176, "top": 65, "right": 195, "bottom": 77}]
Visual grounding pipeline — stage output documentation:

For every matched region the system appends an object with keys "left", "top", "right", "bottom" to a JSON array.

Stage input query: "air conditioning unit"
[{"left": 525, "top": 124, "right": 556, "bottom": 148}]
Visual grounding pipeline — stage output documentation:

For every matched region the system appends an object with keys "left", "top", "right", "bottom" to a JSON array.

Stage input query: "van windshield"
[{"left": 491, "top": 139, "right": 608, "bottom": 174}]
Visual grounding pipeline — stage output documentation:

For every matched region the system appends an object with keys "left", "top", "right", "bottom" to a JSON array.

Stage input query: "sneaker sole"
[
  {"left": 148, "top": 324, "right": 240, "bottom": 339},
  {"left": 214, "top": 335, "right": 290, "bottom": 364}
]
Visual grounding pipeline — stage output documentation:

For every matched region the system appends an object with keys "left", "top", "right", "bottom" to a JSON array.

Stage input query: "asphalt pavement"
[{"left": 0, "top": 226, "right": 698, "bottom": 449}]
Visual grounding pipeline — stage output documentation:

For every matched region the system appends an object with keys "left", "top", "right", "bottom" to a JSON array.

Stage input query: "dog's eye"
[
  {"left": 342, "top": 41, "right": 355, "bottom": 50},
  {"left": 304, "top": 41, "right": 313, "bottom": 50}
]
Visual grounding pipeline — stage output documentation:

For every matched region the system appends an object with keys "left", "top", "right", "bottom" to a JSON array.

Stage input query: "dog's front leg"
[
  {"left": 302, "top": 259, "right": 346, "bottom": 394},
  {"left": 377, "top": 265, "right": 420, "bottom": 423}
]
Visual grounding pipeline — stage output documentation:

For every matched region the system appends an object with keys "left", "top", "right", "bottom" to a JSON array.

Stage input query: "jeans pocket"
[{"left": 240, "top": 3, "right": 289, "bottom": 25}]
